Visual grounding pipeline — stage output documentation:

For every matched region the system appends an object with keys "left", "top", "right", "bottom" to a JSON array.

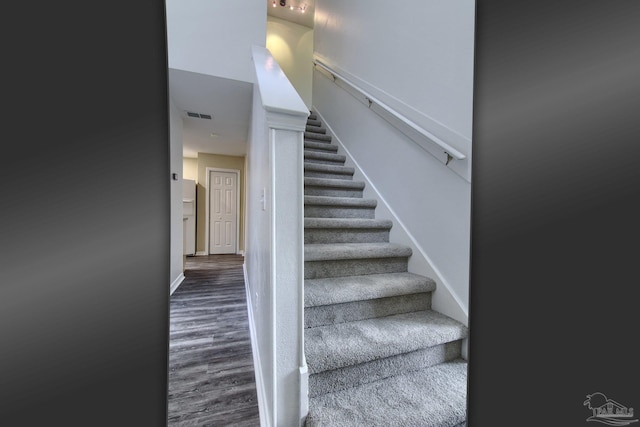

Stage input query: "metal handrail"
[{"left": 313, "top": 59, "right": 466, "bottom": 163}]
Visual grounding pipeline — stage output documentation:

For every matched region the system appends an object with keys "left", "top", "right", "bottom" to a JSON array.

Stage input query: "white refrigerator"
[{"left": 182, "top": 179, "right": 196, "bottom": 256}]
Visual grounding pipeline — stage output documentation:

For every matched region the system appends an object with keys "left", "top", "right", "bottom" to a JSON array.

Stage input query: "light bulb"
[
  {"left": 290, "top": 5, "right": 294, "bottom": 10},
  {"left": 272, "top": 1, "right": 276, "bottom": 6}
]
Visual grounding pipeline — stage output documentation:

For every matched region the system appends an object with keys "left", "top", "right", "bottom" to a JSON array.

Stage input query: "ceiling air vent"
[{"left": 186, "top": 111, "right": 212, "bottom": 120}]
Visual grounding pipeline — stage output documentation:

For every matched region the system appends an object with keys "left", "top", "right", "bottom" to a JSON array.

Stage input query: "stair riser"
[
  {"left": 304, "top": 171, "right": 354, "bottom": 180},
  {"left": 304, "top": 257, "right": 408, "bottom": 279},
  {"left": 304, "top": 205, "right": 375, "bottom": 219},
  {"left": 304, "top": 158, "right": 346, "bottom": 166},
  {"left": 304, "top": 145, "right": 338, "bottom": 154},
  {"left": 304, "top": 152, "right": 346, "bottom": 164},
  {"left": 308, "top": 341, "right": 461, "bottom": 398},
  {"left": 304, "top": 187, "right": 363, "bottom": 198},
  {"left": 305, "top": 132, "right": 332, "bottom": 142},
  {"left": 306, "top": 126, "right": 327, "bottom": 134},
  {"left": 304, "top": 228, "right": 389, "bottom": 244},
  {"left": 307, "top": 118, "right": 321, "bottom": 126},
  {"left": 305, "top": 293, "right": 431, "bottom": 328}
]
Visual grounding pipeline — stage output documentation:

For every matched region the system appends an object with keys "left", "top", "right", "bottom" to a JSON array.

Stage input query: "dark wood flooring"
[{"left": 168, "top": 255, "right": 261, "bottom": 426}]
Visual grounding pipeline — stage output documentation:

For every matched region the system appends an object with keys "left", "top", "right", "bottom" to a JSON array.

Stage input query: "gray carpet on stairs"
[
  {"left": 305, "top": 359, "right": 468, "bottom": 427},
  {"left": 303, "top": 112, "right": 467, "bottom": 426},
  {"left": 305, "top": 310, "right": 467, "bottom": 374},
  {"left": 308, "top": 341, "right": 461, "bottom": 398},
  {"left": 304, "top": 272, "right": 434, "bottom": 307}
]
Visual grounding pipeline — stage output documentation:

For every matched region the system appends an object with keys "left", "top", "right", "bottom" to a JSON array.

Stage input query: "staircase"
[{"left": 303, "top": 112, "right": 468, "bottom": 427}]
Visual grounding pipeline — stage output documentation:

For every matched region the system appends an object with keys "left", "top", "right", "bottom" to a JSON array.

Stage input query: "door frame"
[{"left": 205, "top": 167, "right": 240, "bottom": 255}]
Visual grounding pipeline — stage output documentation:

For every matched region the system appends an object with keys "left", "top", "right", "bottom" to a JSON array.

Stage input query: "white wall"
[
  {"left": 165, "top": 0, "right": 267, "bottom": 83},
  {"left": 182, "top": 157, "right": 197, "bottom": 181},
  {"left": 314, "top": 0, "right": 475, "bottom": 151},
  {"left": 169, "top": 98, "right": 184, "bottom": 293},
  {"left": 267, "top": 16, "right": 314, "bottom": 109},
  {"left": 312, "top": 0, "right": 475, "bottom": 320}
]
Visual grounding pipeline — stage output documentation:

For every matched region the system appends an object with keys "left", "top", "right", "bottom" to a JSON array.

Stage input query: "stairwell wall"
[{"left": 312, "top": 0, "right": 475, "bottom": 320}]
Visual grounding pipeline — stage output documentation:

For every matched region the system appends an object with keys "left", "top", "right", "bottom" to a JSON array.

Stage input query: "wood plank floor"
[{"left": 169, "top": 255, "right": 261, "bottom": 426}]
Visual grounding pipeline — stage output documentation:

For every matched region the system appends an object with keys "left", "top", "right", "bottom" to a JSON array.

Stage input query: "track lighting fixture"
[{"left": 274, "top": 0, "right": 307, "bottom": 13}]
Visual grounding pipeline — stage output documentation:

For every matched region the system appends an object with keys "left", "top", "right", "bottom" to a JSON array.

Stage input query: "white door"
[{"left": 209, "top": 171, "right": 237, "bottom": 254}]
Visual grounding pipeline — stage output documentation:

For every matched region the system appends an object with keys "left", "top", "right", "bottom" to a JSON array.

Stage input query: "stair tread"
[
  {"left": 305, "top": 242, "right": 411, "bottom": 261},
  {"left": 304, "top": 217, "right": 391, "bottom": 228},
  {"left": 304, "top": 177, "right": 364, "bottom": 190},
  {"left": 306, "top": 359, "right": 467, "bottom": 427},
  {"left": 305, "top": 310, "right": 468, "bottom": 374},
  {"left": 305, "top": 272, "right": 435, "bottom": 307},
  {"left": 305, "top": 195, "right": 376, "bottom": 207}
]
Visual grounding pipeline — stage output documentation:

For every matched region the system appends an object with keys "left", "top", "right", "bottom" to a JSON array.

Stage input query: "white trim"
[
  {"left": 244, "top": 264, "right": 270, "bottom": 427},
  {"left": 205, "top": 167, "right": 241, "bottom": 255},
  {"left": 314, "top": 108, "right": 468, "bottom": 325},
  {"left": 170, "top": 273, "right": 185, "bottom": 296},
  {"left": 269, "top": 129, "right": 278, "bottom": 425},
  {"left": 252, "top": 45, "right": 309, "bottom": 119},
  {"left": 195, "top": 251, "right": 208, "bottom": 256},
  {"left": 299, "top": 365, "right": 309, "bottom": 424}
]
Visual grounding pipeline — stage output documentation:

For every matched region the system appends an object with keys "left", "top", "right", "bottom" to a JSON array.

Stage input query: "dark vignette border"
[
  {"left": 469, "top": 1, "right": 640, "bottom": 425},
  {"left": 1, "top": 0, "right": 170, "bottom": 425}
]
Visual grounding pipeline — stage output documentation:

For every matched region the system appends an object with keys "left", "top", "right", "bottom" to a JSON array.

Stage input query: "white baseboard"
[
  {"left": 170, "top": 273, "right": 185, "bottom": 296},
  {"left": 244, "top": 265, "right": 270, "bottom": 427},
  {"left": 195, "top": 251, "right": 245, "bottom": 256},
  {"left": 299, "top": 364, "right": 309, "bottom": 425}
]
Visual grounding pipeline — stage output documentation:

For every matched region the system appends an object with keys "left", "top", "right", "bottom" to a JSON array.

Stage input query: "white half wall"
[
  {"left": 245, "top": 46, "right": 308, "bottom": 426},
  {"left": 165, "top": 0, "right": 267, "bottom": 83},
  {"left": 169, "top": 97, "right": 185, "bottom": 292}
]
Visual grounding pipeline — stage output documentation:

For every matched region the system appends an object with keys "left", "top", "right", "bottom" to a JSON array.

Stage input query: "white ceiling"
[
  {"left": 267, "top": 0, "right": 315, "bottom": 29},
  {"left": 169, "top": 69, "right": 253, "bottom": 158},
  {"left": 169, "top": 2, "right": 314, "bottom": 160}
]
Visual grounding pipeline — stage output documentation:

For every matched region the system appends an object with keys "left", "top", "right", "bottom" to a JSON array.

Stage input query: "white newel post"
[{"left": 251, "top": 45, "right": 309, "bottom": 427}]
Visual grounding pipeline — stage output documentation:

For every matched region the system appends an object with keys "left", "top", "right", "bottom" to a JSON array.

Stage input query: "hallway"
[{"left": 168, "top": 255, "right": 260, "bottom": 426}]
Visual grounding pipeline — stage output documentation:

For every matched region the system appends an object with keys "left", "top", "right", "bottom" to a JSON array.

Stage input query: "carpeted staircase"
[{"left": 303, "top": 112, "right": 468, "bottom": 427}]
